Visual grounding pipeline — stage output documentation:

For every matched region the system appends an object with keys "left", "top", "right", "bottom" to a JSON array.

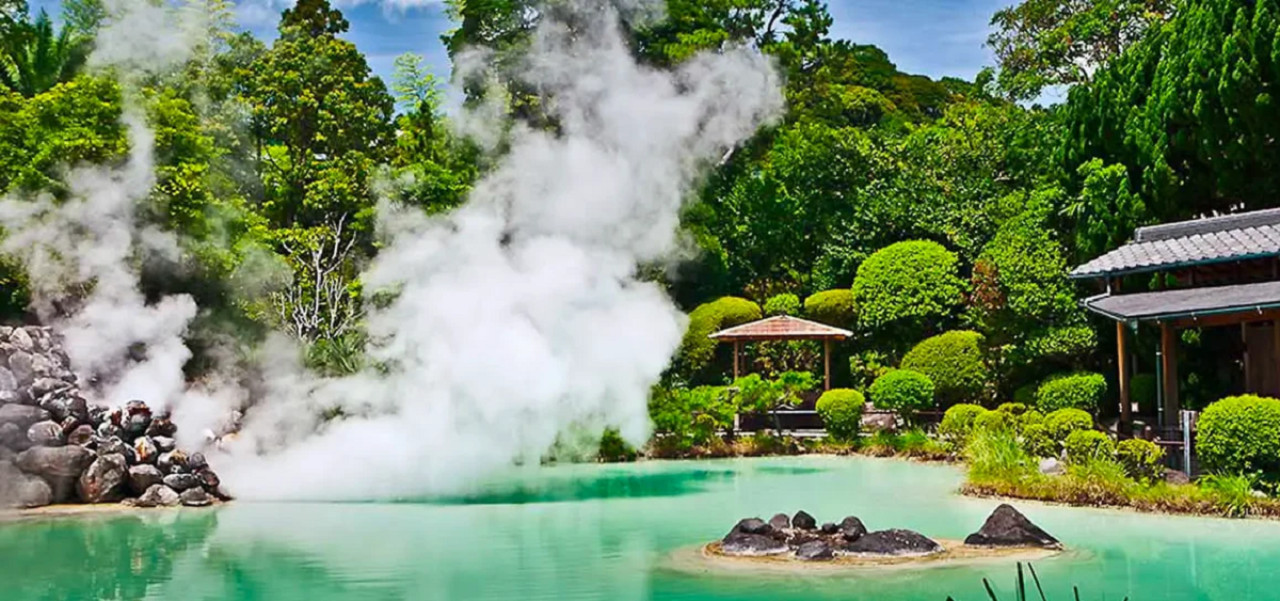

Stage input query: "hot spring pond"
[{"left": 3, "top": 456, "right": 1280, "bottom": 600}]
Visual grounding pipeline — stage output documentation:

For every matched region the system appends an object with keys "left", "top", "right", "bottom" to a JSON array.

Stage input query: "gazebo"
[{"left": 708, "top": 315, "right": 853, "bottom": 390}]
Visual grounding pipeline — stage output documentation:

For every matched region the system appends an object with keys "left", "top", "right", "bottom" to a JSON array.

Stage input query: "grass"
[
  {"left": 961, "top": 429, "right": 1280, "bottom": 519},
  {"left": 947, "top": 562, "right": 1128, "bottom": 601}
]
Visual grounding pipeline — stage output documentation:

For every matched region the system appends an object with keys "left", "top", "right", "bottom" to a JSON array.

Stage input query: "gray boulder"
[
  {"left": 127, "top": 464, "right": 164, "bottom": 495},
  {"left": 195, "top": 468, "right": 221, "bottom": 492},
  {"left": 8, "top": 351, "right": 33, "bottom": 386},
  {"left": 964, "top": 504, "right": 1061, "bottom": 549},
  {"left": 768, "top": 513, "right": 791, "bottom": 531},
  {"left": 792, "top": 510, "right": 817, "bottom": 530},
  {"left": 26, "top": 420, "right": 63, "bottom": 447},
  {"left": 66, "top": 424, "right": 94, "bottom": 447},
  {"left": 732, "top": 517, "right": 771, "bottom": 535},
  {"left": 1038, "top": 458, "right": 1065, "bottom": 476},
  {"left": 838, "top": 516, "right": 867, "bottom": 542},
  {"left": 29, "top": 377, "right": 67, "bottom": 399},
  {"left": 0, "top": 460, "right": 52, "bottom": 508},
  {"left": 795, "top": 540, "right": 835, "bottom": 561},
  {"left": 153, "top": 436, "right": 176, "bottom": 453},
  {"left": 179, "top": 487, "right": 212, "bottom": 507},
  {"left": 0, "top": 404, "right": 48, "bottom": 430},
  {"left": 8, "top": 328, "right": 32, "bottom": 351},
  {"left": 16, "top": 445, "right": 93, "bottom": 502},
  {"left": 77, "top": 453, "right": 128, "bottom": 503},
  {"left": 0, "top": 422, "right": 28, "bottom": 450},
  {"left": 844, "top": 529, "right": 943, "bottom": 556},
  {"left": 137, "top": 484, "right": 181, "bottom": 508},
  {"left": 819, "top": 522, "right": 838, "bottom": 534},
  {"left": 0, "top": 366, "right": 17, "bottom": 394},
  {"left": 133, "top": 436, "right": 158, "bottom": 464},
  {"left": 721, "top": 531, "right": 787, "bottom": 555},
  {"left": 163, "top": 473, "right": 200, "bottom": 492}
]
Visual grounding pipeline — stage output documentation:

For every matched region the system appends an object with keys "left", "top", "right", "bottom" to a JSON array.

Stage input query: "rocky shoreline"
[
  {"left": 0, "top": 326, "right": 226, "bottom": 510},
  {"left": 712, "top": 504, "right": 1061, "bottom": 563}
]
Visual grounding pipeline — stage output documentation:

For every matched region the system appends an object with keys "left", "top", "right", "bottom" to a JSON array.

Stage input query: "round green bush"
[
  {"left": 1116, "top": 438, "right": 1164, "bottom": 482},
  {"left": 996, "top": 402, "right": 1028, "bottom": 415},
  {"left": 900, "top": 330, "right": 990, "bottom": 406},
  {"left": 1020, "top": 409, "right": 1044, "bottom": 427},
  {"left": 763, "top": 293, "right": 801, "bottom": 316},
  {"left": 1021, "top": 423, "right": 1054, "bottom": 457},
  {"left": 1035, "top": 371, "right": 1107, "bottom": 413},
  {"left": 974, "top": 409, "right": 1017, "bottom": 434},
  {"left": 817, "top": 388, "right": 865, "bottom": 442},
  {"left": 938, "top": 403, "right": 987, "bottom": 448},
  {"left": 674, "top": 297, "right": 762, "bottom": 379},
  {"left": 869, "top": 369, "right": 935, "bottom": 419},
  {"left": 852, "top": 240, "right": 964, "bottom": 334},
  {"left": 1044, "top": 408, "right": 1093, "bottom": 443},
  {"left": 1197, "top": 395, "right": 1280, "bottom": 477},
  {"left": 803, "top": 289, "right": 856, "bottom": 327},
  {"left": 1130, "top": 373, "right": 1157, "bottom": 415},
  {"left": 1012, "top": 383, "right": 1037, "bottom": 406},
  {"left": 1064, "top": 430, "right": 1115, "bottom": 464}
]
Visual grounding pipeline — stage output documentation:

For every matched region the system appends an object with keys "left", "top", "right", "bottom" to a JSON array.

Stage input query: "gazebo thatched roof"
[{"left": 708, "top": 315, "right": 852, "bottom": 341}]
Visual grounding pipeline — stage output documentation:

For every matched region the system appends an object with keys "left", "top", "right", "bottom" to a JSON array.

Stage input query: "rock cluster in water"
[
  {"left": 718, "top": 504, "right": 1058, "bottom": 561},
  {"left": 0, "top": 326, "right": 225, "bottom": 509}
]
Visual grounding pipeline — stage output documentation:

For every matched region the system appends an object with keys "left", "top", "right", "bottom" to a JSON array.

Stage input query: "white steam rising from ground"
[{"left": 0, "top": 0, "right": 782, "bottom": 500}]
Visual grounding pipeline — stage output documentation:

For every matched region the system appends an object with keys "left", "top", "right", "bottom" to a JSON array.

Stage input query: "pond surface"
[{"left": 4, "top": 456, "right": 1280, "bottom": 601}]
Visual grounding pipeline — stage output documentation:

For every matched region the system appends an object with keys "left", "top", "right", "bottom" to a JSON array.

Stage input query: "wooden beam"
[
  {"left": 1273, "top": 320, "right": 1280, "bottom": 397},
  {"left": 823, "top": 339, "right": 832, "bottom": 391},
  {"left": 1161, "top": 322, "right": 1179, "bottom": 428},
  {"left": 1169, "top": 308, "right": 1280, "bottom": 329},
  {"left": 1117, "top": 321, "right": 1131, "bottom": 429},
  {"left": 732, "top": 340, "right": 740, "bottom": 380}
]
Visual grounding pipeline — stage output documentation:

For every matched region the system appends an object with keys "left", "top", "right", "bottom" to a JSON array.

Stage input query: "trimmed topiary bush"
[
  {"left": 900, "top": 330, "right": 990, "bottom": 406},
  {"left": 996, "top": 402, "right": 1028, "bottom": 416},
  {"left": 974, "top": 409, "right": 1018, "bottom": 434},
  {"left": 1021, "top": 423, "right": 1054, "bottom": 457},
  {"left": 1197, "top": 395, "right": 1280, "bottom": 478},
  {"left": 1116, "top": 438, "right": 1164, "bottom": 482},
  {"left": 1035, "top": 371, "right": 1107, "bottom": 413},
  {"left": 938, "top": 403, "right": 987, "bottom": 449},
  {"left": 674, "top": 297, "right": 761, "bottom": 381},
  {"left": 1130, "top": 373, "right": 1157, "bottom": 415},
  {"left": 817, "top": 388, "right": 865, "bottom": 442},
  {"left": 803, "top": 289, "right": 856, "bottom": 327},
  {"left": 763, "top": 293, "right": 801, "bottom": 316},
  {"left": 869, "top": 369, "right": 935, "bottom": 422},
  {"left": 852, "top": 240, "right": 964, "bottom": 336},
  {"left": 1064, "top": 430, "right": 1115, "bottom": 464},
  {"left": 1044, "top": 408, "right": 1093, "bottom": 443}
]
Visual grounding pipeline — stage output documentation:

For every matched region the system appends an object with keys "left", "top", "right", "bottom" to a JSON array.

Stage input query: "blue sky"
[{"left": 35, "top": 0, "right": 1013, "bottom": 87}]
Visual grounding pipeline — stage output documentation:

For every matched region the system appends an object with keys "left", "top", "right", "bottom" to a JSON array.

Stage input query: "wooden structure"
[
  {"left": 708, "top": 315, "right": 852, "bottom": 390},
  {"left": 1071, "top": 208, "right": 1280, "bottom": 428}
]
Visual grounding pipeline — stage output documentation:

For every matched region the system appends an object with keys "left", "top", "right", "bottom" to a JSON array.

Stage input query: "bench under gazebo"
[{"left": 708, "top": 315, "right": 853, "bottom": 390}]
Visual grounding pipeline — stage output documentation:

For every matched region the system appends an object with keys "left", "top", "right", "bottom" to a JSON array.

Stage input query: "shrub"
[
  {"left": 996, "top": 402, "right": 1028, "bottom": 415},
  {"left": 1035, "top": 371, "right": 1107, "bottom": 413},
  {"left": 763, "top": 293, "right": 801, "bottom": 316},
  {"left": 848, "top": 350, "right": 891, "bottom": 391},
  {"left": 1064, "top": 430, "right": 1115, "bottom": 464},
  {"left": 674, "top": 297, "right": 761, "bottom": 381},
  {"left": 900, "top": 330, "right": 990, "bottom": 406},
  {"left": 1021, "top": 423, "right": 1054, "bottom": 457},
  {"left": 974, "top": 409, "right": 1018, "bottom": 434},
  {"left": 598, "top": 428, "right": 637, "bottom": 462},
  {"left": 1012, "top": 382, "right": 1037, "bottom": 405},
  {"left": 1197, "top": 395, "right": 1280, "bottom": 478},
  {"left": 852, "top": 240, "right": 964, "bottom": 337},
  {"left": 869, "top": 369, "right": 934, "bottom": 423},
  {"left": 1130, "top": 373, "right": 1158, "bottom": 415},
  {"left": 1020, "top": 409, "right": 1044, "bottom": 428},
  {"left": 938, "top": 403, "right": 987, "bottom": 449},
  {"left": 803, "top": 289, "right": 856, "bottom": 327},
  {"left": 648, "top": 385, "right": 735, "bottom": 450},
  {"left": 1116, "top": 438, "right": 1164, "bottom": 483},
  {"left": 966, "top": 427, "right": 1036, "bottom": 483},
  {"left": 1044, "top": 408, "right": 1093, "bottom": 443},
  {"left": 817, "top": 388, "right": 865, "bottom": 442}
]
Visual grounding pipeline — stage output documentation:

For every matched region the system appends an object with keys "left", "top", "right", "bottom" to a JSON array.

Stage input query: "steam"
[{"left": 0, "top": 0, "right": 782, "bottom": 500}]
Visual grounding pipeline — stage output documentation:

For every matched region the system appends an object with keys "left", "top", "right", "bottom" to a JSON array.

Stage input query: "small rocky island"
[
  {"left": 0, "top": 326, "right": 226, "bottom": 510},
  {"left": 699, "top": 504, "right": 1061, "bottom": 571}
]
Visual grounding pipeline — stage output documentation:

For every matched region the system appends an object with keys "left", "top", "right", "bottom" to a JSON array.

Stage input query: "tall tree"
[
  {"left": 0, "top": 10, "right": 88, "bottom": 98},
  {"left": 988, "top": 0, "right": 1173, "bottom": 100}
]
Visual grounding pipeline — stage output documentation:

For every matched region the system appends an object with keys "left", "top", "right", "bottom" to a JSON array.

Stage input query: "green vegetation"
[
  {"left": 672, "top": 297, "right": 761, "bottom": 384},
  {"left": 869, "top": 369, "right": 934, "bottom": 424},
  {"left": 1116, "top": 438, "right": 1164, "bottom": 483},
  {"left": 1063, "top": 429, "right": 1114, "bottom": 464},
  {"left": 900, "top": 330, "right": 989, "bottom": 406},
  {"left": 815, "top": 388, "right": 864, "bottom": 442},
  {"left": 938, "top": 403, "right": 987, "bottom": 449},
  {"left": 852, "top": 240, "right": 964, "bottom": 344},
  {"left": 1196, "top": 395, "right": 1280, "bottom": 481},
  {"left": 802, "top": 289, "right": 855, "bottom": 327},
  {"left": 1035, "top": 371, "right": 1107, "bottom": 413},
  {"left": 762, "top": 293, "right": 800, "bottom": 316}
]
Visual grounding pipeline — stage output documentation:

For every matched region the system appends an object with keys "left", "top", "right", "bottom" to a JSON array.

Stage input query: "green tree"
[
  {"left": 988, "top": 0, "right": 1173, "bottom": 100},
  {"left": 853, "top": 240, "right": 965, "bottom": 346},
  {"left": 0, "top": 10, "right": 89, "bottom": 98},
  {"left": 387, "top": 53, "right": 478, "bottom": 214}
]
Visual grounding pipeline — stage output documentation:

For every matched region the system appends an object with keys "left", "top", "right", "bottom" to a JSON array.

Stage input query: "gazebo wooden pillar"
[
  {"left": 707, "top": 315, "right": 853, "bottom": 390},
  {"left": 1116, "top": 321, "right": 1132, "bottom": 428}
]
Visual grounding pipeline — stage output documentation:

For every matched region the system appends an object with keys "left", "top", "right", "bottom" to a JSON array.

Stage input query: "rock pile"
[
  {"left": 0, "top": 326, "right": 225, "bottom": 509},
  {"left": 718, "top": 505, "right": 1059, "bottom": 561}
]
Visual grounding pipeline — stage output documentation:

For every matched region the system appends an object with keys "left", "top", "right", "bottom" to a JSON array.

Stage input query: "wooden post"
[
  {"left": 732, "top": 340, "right": 741, "bottom": 380},
  {"left": 1161, "top": 322, "right": 1179, "bottom": 428},
  {"left": 823, "top": 339, "right": 832, "bottom": 391},
  {"left": 1274, "top": 320, "right": 1280, "bottom": 397},
  {"left": 1117, "top": 321, "right": 1131, "bottom": 429}
]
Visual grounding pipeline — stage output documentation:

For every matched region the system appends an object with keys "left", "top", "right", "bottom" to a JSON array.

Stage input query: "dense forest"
[{"left": 1, "top": 0, "right": 1278, "bottom": 447}]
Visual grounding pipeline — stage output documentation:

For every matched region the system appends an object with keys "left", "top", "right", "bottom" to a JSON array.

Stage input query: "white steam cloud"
[{"left": 1, "top": 0, "right": 782, "bottom": 500}]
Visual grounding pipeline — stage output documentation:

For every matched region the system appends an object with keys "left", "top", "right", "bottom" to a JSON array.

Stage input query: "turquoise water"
[{"left": 4, "top": 456, "right": 1280, "bottom": 600}]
